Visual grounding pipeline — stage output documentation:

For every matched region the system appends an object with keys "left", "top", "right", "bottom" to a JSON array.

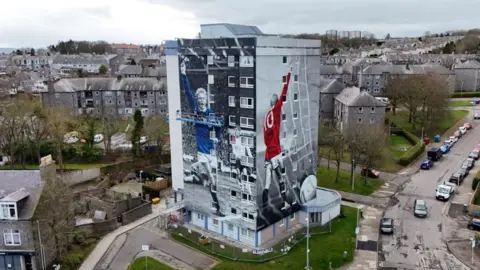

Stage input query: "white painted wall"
[
  {"left": 208, "top": 217, "right": 222, "bottom": 234},
  {"left": 166, "top": 54, "right": 184, "bottom": 191},
  {"left": 321, "top": 204, "right": 341, "bottom": 225},
  {"left": 222, "top": 221, "right": 238, "bottom": 240},
  {"left": 191, "top": 211, "right": 206, "bottom": 228}
]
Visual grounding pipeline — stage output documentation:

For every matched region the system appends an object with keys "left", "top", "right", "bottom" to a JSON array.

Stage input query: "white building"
[
  {"left": 51, "top": 55, "right": 109, "bottom": 74},
  {"left": 338, "top": 31, "right": 350, "bottom": 39}
]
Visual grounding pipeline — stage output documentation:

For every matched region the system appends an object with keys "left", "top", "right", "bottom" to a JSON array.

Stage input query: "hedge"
[
  {"left": 394, "top": 129, "right": 425, "bottom": 166},
  {"left": 451, "top": 91, "right": 480, "bottom": 98},
  {"left": 473, "top": 171, "right": 480, "bottom": 190}
]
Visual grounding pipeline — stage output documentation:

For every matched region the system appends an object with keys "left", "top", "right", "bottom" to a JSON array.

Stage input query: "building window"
[
  {"left": 293, "top": 129, "right": 298, "bottom": 136},
  {"left": 208, "top": 74, "right": 214, "bottom": 84},
  {"left": 228, "top": 96, "right": 235, "bottom": 107},
  {"left": 228, "top": 76, "right": 236, "bottom": 87},
  {"left": 282, "top": 95, "right": 287, "bottom": 103},
  {"left": 290, "top": 213, "right": 296, "bottom": 220},
  {"left": 240, "top": 97, "right": 254, "bottom": 109},
  {"left": 228, "top": 223, "right": 234, "bottom": 231},
  {"left": 371, "top": 107, "right": 375, "bottom": 113},
  {"left": 280, "top": 219, "right": 284, "bottom": 226},
  {"left": 239, "top": 56, "right": 254, "bottom": 67},
  {"left": 292, "top": 161, "right": 297, "bottom": 171},
  {"left": 240, "top": 117, "right": 254, "bottom": 129},
  {"left": 229, "top": 134, "right": 236, "bottom": 144},
  {"left": 241, "top": 156, "right": 254, "bottom": 167},
  {"left": 375, "top": 81, "right": 379, "bottom": 85},
  {"left": 358, "top": 118, "right": 362, "bottom": 123},
  {"left": 283, "top": 131, "right": 287, "bottom": 139},
  {"left": 282, "top": 76, "right": 287, "bottom": 83},
  {"left": 294, "top": 75, "right": 298, "bottom": 81},
  {"left": 231, "top": 208, "right": 237, "bottom": 215},
  {"left": 3, "top": 229, "right": 20, "bottom": 246},
  {"left": 283, "top": 56, "right": 288, "bottom": 63},
  {"left": 229, "top": 115, "right": 236, "bottom": 126},
  {"left": 370, "top": 118, "right": 375, "bottom": 124},
  {"left": 294, "top": 93, "right": 298, "bottom": 101},
  {"left": 240, "top": 136, "right": 254, "bottom": 147},
  {"left": 374, "top": 88, "right": 380, "bottom": 93},
  {"left": 358, "top": 107, "right": 363, "bottom": 112},
  {"left": 241, "top": 174, "right": 248, "bottom": 182},
  {"left": 242, "top": 192, "right": 254, "bottom": 202},
  {"left": 228, "top": 55, "right": 235, "bottom": 67},
  {"left": 231, "top": 190, "right": 237, "bottom": 198},
  {"left": 197, "top": 213, "right": 204, "bottom": 220},
  {"left": 240, "top": 77, "right": 254, "bottom": 88},
  {"left": 281, "top": 167, "right": 286, "bottom": 175},
  {"left": 241, "top": 228, "right": 255, "bottom": 239},
  {"left": 0, "top": 203, "right": 16, "bottom": 220},
  {"left": 293, "top": 111, "right": 298, "bottom": 119},
  {"left": 207, "top": 55, "right": 214, "bottom": 65},
  {"left": 213, "top": 219, "right": 219, "bottom": 226},
  {"left": 282, "top": 113, "right": 287, "bottom": 121}
]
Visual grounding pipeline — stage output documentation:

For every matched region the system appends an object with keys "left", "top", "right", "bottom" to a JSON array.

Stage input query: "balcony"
[{"left": 175, "top": 111, "right": 224, "bottom": 127}]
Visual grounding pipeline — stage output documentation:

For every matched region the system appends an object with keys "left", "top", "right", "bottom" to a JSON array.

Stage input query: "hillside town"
[{"left": 3, "top": 17, "right": 480, "bottom": 270}]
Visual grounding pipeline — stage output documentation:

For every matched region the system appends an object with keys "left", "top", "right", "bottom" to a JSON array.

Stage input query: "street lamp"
[
  {"left": 351, "top": 158, "right": 355, "bottom": 191},
  {"left": 305, "top": 216, "right": 312, "bottom": 270}
]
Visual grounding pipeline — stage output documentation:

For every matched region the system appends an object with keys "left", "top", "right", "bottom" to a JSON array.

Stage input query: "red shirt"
[{"left": 263, "top": 73, "right": 291, "bottom": 160}]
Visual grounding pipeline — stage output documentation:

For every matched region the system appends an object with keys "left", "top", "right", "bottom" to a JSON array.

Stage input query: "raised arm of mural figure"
[
  {"left": 276, "top": 72, "right": 291, "bottom": 109},
  {"left": 180, "top": 61, "right": 197, "bottom": 111}
]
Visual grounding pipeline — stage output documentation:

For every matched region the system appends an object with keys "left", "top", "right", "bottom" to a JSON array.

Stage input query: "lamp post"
[
  {"left": 351, "top": 158, "right": 355, "bottom": 191},
  {"left": 305, "top": 216, "right": 312, "bottom": 270}
]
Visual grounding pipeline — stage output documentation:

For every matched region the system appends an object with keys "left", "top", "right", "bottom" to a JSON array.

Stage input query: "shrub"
[
  {"left": 473, "top": 172, "right": 480, "bottom": 190},
  {"left": 451, "top": 91, "right": 480, "bottom": 98},
  {"left": 397, "top": 129, "right": 425, "bottom": 166}
]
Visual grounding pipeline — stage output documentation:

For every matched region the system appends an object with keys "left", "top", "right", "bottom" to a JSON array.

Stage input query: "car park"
[
  {"left": 440, "top": 144, "right": 450, "bottom": 154},
  {"left": 380, "top": 218, "right": 394, "bottom": 234},
  {"left": 475, "top": 112, "right": 480, "bottom": 120},
  {"left": 459, "top": 126, "right": 467, "bottom": 135},
  {"left": 420, "top": 159, "right": 433, "bottom": 170},
  {"left": 361, "top": 167, "right": 380, "bottom": 178},
  {"left": 436, "top": 184, "right": 454, "bottom": 201},
  {"left": 414, "top": 199, "right": 428, "bottom": 218},
  {"left": 469, "top": 150, "right": 480, "bottom": 160},
  {"left": 468, "top": 218, "right": 480, "bottom": 231},
  {"left": 449, "top": 171, "right": 464, "bottom": 185},
  {"left": 464, "top": 123, "right": 473, "bottom": 130}
]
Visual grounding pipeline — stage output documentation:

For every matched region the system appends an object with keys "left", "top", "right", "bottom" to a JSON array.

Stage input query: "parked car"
[
  {"left": 449, "top": 171, "right": 464, "bottom": 185},
  {"left": 436, "top": 184, "right": 454, "bottom": 201},
  {"left": 461, "top": 162, "right": 471, "bottom": 173},
  {"left": 466, "top": 158, "right": 476, "bottom": 169},
  {"left": 440, "top": 144, "right": 450, "bottom": 154},
  {"left": 468, "top": 218, "right": 480, "bottom": 231},
  {"left": 459, "top": 167, "right": 468, "bottom": 178},
  {"left": 380, "top": 218, "right": 394, "bottom": 234},
  {"left": 361, "top": 167, "right": 380, "bottom": 178},
  {"left": 454, "top": 131, "right": 462, "bottom": 138},
  {"left": 427, "top": 147, "right": 443, "bottom": 161},
  {"left": 459, "top": 126, "right": 467, "bottom": 135},
  {"left": 420, "top": 159, "right": 433, "bottom": 170},
  {"left": 475, "top": 112, "right": 480, "bottom": 120},
  {"left": 469, "top": 150, "right": 480, "bottom": 160},
  {"left": 414, "top": 199, "right": 428, "bottom": 218},
  {"left": 449, "top": 136, "right": 458, "bottom": 143},
  {"left": 464, "top": 123, "right": 473, "bottom": 130}
]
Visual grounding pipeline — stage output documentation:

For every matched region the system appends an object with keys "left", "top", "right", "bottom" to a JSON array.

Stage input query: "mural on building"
[
  {"left": 256, "top": 57, "right": 319, "bottom": 230},
  {"left": 175, "top": 38, "right": 258, "bottom": 231}
]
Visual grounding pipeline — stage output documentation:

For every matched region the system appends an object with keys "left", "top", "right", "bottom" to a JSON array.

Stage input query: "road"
[{"left": 379, "top": 114, "right": 478, "bottom": 270}]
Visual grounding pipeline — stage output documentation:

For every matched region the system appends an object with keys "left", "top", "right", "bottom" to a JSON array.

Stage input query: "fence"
[{"left": 168, "top": 218, "right": 333, "bottom": 263}]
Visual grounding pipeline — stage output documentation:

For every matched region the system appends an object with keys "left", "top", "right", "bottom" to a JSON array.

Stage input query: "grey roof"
[
  {"left": 336, "top": 86, "right": 387, "bottom": 107},
  {"left": 362, "top": 64, "right": 454, "bottom": 75},
  {"left": 52, "top": 77, "right": 167, "bottom": 92},
  {"left": 319, "top": 79, "right": 344, "bottom": 94},
  {"left": 119, "top": 65, "right": 166, "bottom": 77},
  {"left": 1, "top": 188, "right": 29, "bottom": 202},
  {"left": 320, "top": 65, "right": 343, "bottom": 75},
  {"left": 302, "top": 188, "right": 341, "bottom": 213},
  {"left": 455, "top": 60, "right": 480, "bottom": 69},
  {"left": 0, "top": 170, "right": 44, "bottom": 219},
  {"left": 201, "top": 23, "right": 264, "bottom": 36},
  {"left": 52, "top": 55, "right": 109, "bottom": 65}
]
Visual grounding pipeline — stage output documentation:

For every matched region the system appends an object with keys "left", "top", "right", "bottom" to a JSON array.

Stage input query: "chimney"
[{"left": 40, "top": 155, "right": 56, "bottom": 184}]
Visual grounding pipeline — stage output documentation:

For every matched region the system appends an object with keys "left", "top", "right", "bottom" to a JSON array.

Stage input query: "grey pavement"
[
  {"left": 446, "top": 240, "right": 480, "bottom": 270},
  {"left": 134, "top": 250, "right": 197, "bottom": 270},
  {"left": 378, "top": 112, "right": 480, "bottom": 270}
]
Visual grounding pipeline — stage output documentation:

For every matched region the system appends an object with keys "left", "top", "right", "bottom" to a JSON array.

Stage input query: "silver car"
[
  {"left": 414, "top": 199, "right": 428, "bottom": 218},
  {"left": 380, "top": 218, "right": 394, "bottom": 234}
]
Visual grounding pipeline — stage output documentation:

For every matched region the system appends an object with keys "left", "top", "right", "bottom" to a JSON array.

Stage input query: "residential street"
[{"left": 379, "top": 114, "right": 478, "bottom": 269}]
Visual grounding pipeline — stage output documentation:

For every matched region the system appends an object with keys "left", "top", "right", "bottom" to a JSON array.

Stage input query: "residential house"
[
  {"left": 10, "top": 55, "right": 54, "bottom": 70},
  {"left": 109, "top": 44, "right": 142, "bottom": 56},
  {"left": 119, "top": 65, "right": 166, "bottom": 78},
  {"left": 318, "top": 79, "right": 345, "bottom": 119},
  {"left": 343, "top": 57, "right": 390, "bottom": 84},
  {"left": 40, "top": 76, "right": 168, "bottom": 117},
  {"left": 453, "top": 60, "right": 480, "bottom": 91},
  {"left": 319, "top": 65, "right": 348, "bottom": 84},
  {"left": 358, "top": 64, "right": 456, "bottom": 96},
  {"left": 51, "top": 55, "right": 109, "bottom": 74},
  {"left": 334, "top": 86, "right": 387, "bottom": 135},
  {"left": 107, "top": 54, "right": 128, "bottom": 77}
]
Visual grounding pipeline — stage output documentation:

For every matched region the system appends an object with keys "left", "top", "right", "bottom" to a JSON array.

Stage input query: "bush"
[
  {"left": 473, "top": 173, "right": 480, "bottom": 190},
  {"left": 396, "top": 129, "right": 425, "bottom": 166},
  {"left": 451, "top": 91, "right": 480, "bottom": 98}
]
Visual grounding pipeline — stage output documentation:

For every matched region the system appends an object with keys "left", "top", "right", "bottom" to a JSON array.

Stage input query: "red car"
[
  {"left": 464, "top": 123, "right": 473, "bottom": 130},
  {"left": 361, "top": 167, "right": 380, "bottom": 178}
]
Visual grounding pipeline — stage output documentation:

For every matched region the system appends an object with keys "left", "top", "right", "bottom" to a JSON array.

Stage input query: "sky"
[{"left": 0, "top": 0, "right": 478, "bottom": 48}]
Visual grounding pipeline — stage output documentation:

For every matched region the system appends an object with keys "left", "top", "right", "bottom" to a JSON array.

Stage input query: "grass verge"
[
  {"left": 389, "top": 133, "right": 414, "bottom": 160},
  {"left": 317, "top": 166, "right": 383, "bottom": 195},
  {"left": 129, "top": 257, "right": 174, "bottom": 270},
  {"left": 0, "top": 163, "right": 111, "bottom": 170},
  {"left": 451, "top": 100, "right": 475, "bottom": 107},
  {"left": 171, "top": 206, "right": 357, "bottom": 270}
]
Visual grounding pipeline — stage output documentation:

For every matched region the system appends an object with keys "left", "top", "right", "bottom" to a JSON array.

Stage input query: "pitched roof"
[
  {"left": 320, "top": 65, "right": 343, "bottom": 75},
  {"left": 319, "top": 79, "right": 345, "bottom": 94},
  {"left": 455, "top": 60, "right": 480, "bottom": 69},
  {"left": 52, "top": 77, "right": 167, "bottom": 92},
  {"left": 0, "top": 170, "right": 44, "bottom": 219},
  {"left": 335, "top": 86, "right": 387, "bottom": 107},
  {"left": 119, "top": 65, "right": 166, "bottom": 77},
  {"left": 201, "top": 23, "right": 264, "bottom": 36},
  {"left": 362, "top": 64, "right": 454, "bottom": 75}
]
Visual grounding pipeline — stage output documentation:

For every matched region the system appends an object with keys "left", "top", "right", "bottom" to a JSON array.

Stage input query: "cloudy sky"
[{"left": 0, "top": 0, "right": 478, "bottom": 48}]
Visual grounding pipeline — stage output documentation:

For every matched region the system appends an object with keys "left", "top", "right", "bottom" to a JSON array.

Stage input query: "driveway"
[
  {"left": 95, "top": 217, "right": 217, "bottom": 270},
  {"left": 378, "top": 117, "right": 480, "bottom": 269}
]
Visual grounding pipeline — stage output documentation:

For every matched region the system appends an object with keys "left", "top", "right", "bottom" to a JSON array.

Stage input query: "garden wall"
[
  {"left": 76, "top": 218, "right": 118, "bottom": 237},
  {"left": 121, "top": 201, "right": 152, "bottom": 225},
  {"left": 390, "top": 127, "right": 425, "bottom": 166},
  {"left": 61, "top": 168, "right": 101, "bottom": 186}
]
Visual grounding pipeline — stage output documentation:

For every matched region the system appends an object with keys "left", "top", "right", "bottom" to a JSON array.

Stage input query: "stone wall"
[
  {"left": 76, "top": 218, "right": 118, "bottom": 237},
  {"left": 121, "top": 202, "right": 152, "bottom": 225},
  {"left": 115, "top": 196, "right": 142, "bottom": 215},
  {"left": 61, "top": 168, "right": 101, "bottom": 186}
]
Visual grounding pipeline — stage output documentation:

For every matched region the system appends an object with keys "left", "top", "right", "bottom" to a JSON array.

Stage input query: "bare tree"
[
  {"left": 384, "top": 76, "right": 405, "bottom": 115},
  {"left": 44, "top": 107, "right": 70, "bottom": 171},
  {"left": 330, "top": 132, "right": 345, "bottom": 183},
  {"left": 359, "top": 124, "right": 388, "bottom": 184},
  {"left": 25, "top": 101, "right": 49, "bottom": 164},
  {"left": 0, "top": 97, "right": 30, "bottom": 167},
  {"left": 101, "top": 114, "right": 122, "bottom": 154},
  {"left": 144, "top": 115, "right": 170, "bottom": 158},
  {"left": 346, "top": 128, "right": 365, "bottom": 186},
  {"left": 415, "top": 74, "right": 450, "bottom": 131},
  {"left": 318, "top": 119, "right": 334, "bottom": 169}
]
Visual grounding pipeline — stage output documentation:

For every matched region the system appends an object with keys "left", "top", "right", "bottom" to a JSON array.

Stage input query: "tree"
[
  {"left": 0, "top": 99, "right": 29, "bottom": 167},
  {"left": 98, "top": 64, "right": 108, "bottom": 75},
  {"left": 26, "top": 101, "right": 49, "bottom": 164},
  {"left": 329, "top": 48, "right": 339, "bottom": 55},
  {"left": 385, "top": 33, "right": 391, "bottom": 39},
  {"left": 131, "top": 110, "right": 144, "bottom": 156},
  {"left": 76, "top": 69, "right": 87, "bottom": 78},
  {"left": 330, "top": 131, "right": 345, "bottom": 183},
  {"left": 101, "top": 115, "right": 122, "bottom": 154},
  {"left": 80, "top": 116, "right": 101, "bottom": 162},
  {"left": 346, "top": 130, "right": 364, "bottom": 187},
  {"left": 15, "top": 49, "right": 22, "bottom": 55},
  {"left": 144, "top": 115, "right": 170, "bottom": 158},
  {"left": 30, "top": 48, "right": 35, "bottom": 56},
  {"left": 358, "top": 124, "right": 388, "bottom": 184},
  {"left": 44, "top": 107, "right": 70, "bottom": 171},
  {"left": 414, "top": 75, "right": 451, "bottom": 131},
  {"left": 34, "top": 158, "right": 74, "bottom": 262},
  {"left": 384, "top": 75, "right": 405, "bottom": 115}
]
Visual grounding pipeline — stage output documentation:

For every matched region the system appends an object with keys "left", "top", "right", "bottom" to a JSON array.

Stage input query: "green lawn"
[
  {"left": 0, "top": 163, "right": 111, "bottom": 170},
  {"left": 129, "top": 257, "right": 174, "bottom": 270},
  {"left": 388, "top": 110, "right": 468, "bottom": 138},
  {"left": 317, "top": 166, "right": 383, "bottom": 195},
  {"left": 389, "top": 134, "right": 414, "bottom": 159},
  {"left": 171, "top": 206, "right": 358, "bottom": 270},
  {"left": 451, "top": 100, "right": 475, "bottom": 107}
]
